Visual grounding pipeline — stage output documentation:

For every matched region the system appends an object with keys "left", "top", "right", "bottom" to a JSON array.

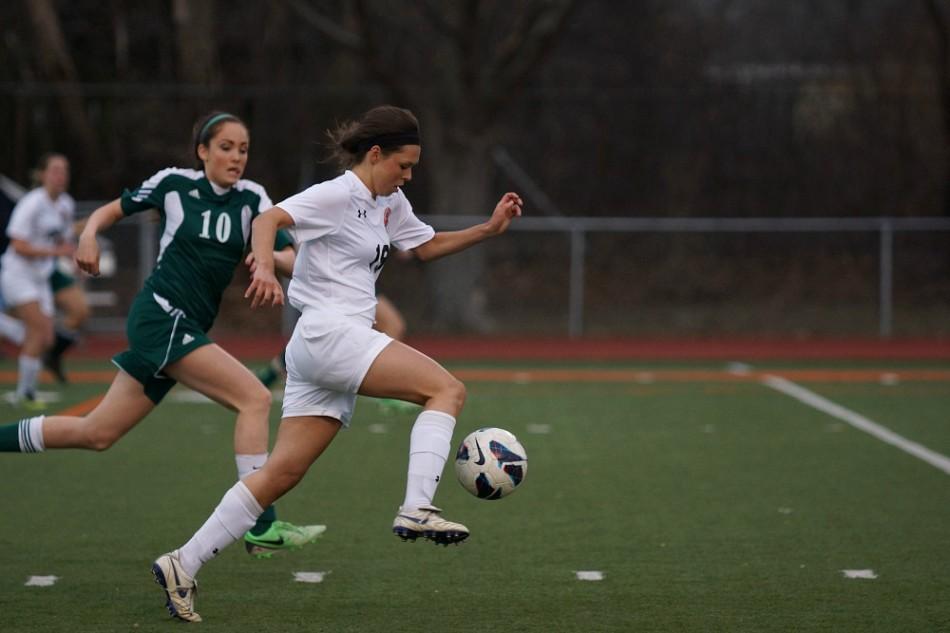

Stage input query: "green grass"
[{"left": 1, "top": 360, "right": 949, "bottom": 631}]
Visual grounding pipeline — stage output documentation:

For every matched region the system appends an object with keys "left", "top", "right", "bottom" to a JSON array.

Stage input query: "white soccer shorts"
[
  {"left": 0, "top": 267, "right": 53, "bottom": 316},
  {"left": 282, "top": 311, "right": 393, "bottom": 426}
]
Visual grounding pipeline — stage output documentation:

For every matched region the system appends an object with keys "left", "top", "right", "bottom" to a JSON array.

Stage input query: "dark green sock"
[
  {"left": 250, "top": 505, "right": 277, "bottom": 535},
  {"left": 0, "top": 420, "right": 28, "bottom": 452}
]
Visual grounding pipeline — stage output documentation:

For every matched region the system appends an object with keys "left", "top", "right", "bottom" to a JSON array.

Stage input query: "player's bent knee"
[
  {"left": 241, "top": 383, "right": 272, "bottom": 414},
  {"left": 85, "top": 426, "right": 124, "bottom": 451},
  {"left": 436, "top": 376, "right": 466, "bottom": 413}
]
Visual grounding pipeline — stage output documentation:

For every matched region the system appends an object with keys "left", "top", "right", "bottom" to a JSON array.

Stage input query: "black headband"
[{"left": 356, "top": 131, "right": 420, "bottom": 153}]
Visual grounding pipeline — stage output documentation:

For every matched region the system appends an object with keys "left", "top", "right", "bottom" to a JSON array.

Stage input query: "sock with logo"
[
  {"left": 236, "top": 453, "right": 278, "bottom": 536},
  {"left": 401, "top": 410, "right": 456, "bottom": 510},
  {"left": 0, "top": 416, "right": 45, "bottom": 452},
  {"left": 177, "top": 481, "right": 263, "bottom": 578}
]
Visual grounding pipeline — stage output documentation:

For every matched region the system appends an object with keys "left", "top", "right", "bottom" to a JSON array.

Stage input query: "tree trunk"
[
  {"left": 24, "top": 0, "right": 111, "bottom": 191},
  {"left": 172, "top": 0, "right": 220, "bottom": 86},
  {"left": 424, "top": 123, "right": 496, "bottom": 332},
  {"left": 925, "top": 0, "right": 950, "bottom": 216}
]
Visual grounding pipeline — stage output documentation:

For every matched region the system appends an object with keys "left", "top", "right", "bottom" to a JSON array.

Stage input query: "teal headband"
[{"left": 199, "top": 113, "right": 236, "bottom": 142}]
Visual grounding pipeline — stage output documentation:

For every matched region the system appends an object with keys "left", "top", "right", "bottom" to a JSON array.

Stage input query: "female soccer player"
[
  {"left": 0, "top": 112, "right": 323, "bottom": 557},
  {"left": 150, "top": 104, "right": 522, "bottom": 622},
  {"left": 0, "top": 153, "right": 75, "bottom": 408}
]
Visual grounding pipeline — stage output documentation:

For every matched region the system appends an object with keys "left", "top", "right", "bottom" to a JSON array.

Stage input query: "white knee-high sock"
[
  {"left": 235, "top": 453, "right": 268, "bottom": 480},
  {"left": 17, "top": 416, "right": 45, "bottom": 452},
  {"left": 177, "top": 481, "right": 263, "bottom": 578},
  {"left": 402, "top": 410, "right": 456, "bottom": 510},
  {"left": 16, "top": 355, "right": 41, "bottom": 398},
  {"left": 0, "top": 314, "right": 24, "bottom": 345}
]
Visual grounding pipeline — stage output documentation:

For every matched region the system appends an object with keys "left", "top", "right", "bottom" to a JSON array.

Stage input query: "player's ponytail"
[{"left": 325, "top": 105, "right": 420, "bottom": 171}]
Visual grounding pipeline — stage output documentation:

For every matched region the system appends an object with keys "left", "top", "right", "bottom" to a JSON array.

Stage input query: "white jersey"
[
  {"left": 279, "top": 170, "right": 434, "bottom": 323},
  {"left": 1, "top": 187, "right": 75, "bottom": 279}
]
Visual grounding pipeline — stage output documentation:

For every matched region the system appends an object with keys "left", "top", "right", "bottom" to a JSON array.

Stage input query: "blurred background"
[{"left": 2, "top": 0, "right": 949, "bottom": 339}]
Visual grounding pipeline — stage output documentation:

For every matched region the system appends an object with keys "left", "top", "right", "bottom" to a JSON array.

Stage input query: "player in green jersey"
[{"left": 0, "top": 112, "right": 324, "bottom": 557}]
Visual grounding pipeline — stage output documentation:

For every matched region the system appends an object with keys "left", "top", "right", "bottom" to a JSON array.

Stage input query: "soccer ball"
[{"left": 454, "top": 427, "right": 528, "bottom": 500}]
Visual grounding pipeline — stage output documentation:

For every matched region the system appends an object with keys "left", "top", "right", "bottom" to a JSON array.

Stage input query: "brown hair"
[
  {"left": 192, "top": 111, "right": 246, "bottom": 168},
  {"left": 31, "top": 152, "right": 68, "bottom": 186},
  {"left": 326, "top": 105, "right": 420, "bottom": 171}
]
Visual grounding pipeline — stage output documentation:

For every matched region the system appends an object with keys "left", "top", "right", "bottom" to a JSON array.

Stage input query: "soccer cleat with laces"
[
  {"left": 152, "top": 550, "right": 201, "bottom": 623},
  {"left": 392, "top": 505, "right": 469, "bottom": 545},
  {"left": 243, "top": 520, "right": 327, "bottom": 559}
]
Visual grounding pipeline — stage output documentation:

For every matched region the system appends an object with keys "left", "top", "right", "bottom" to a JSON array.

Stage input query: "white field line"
[{"left": 762, "top": 375, "right": 950, "bottom": 476}]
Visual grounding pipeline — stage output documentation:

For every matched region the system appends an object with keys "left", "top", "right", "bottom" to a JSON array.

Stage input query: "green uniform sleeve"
[
  {"left": 274, "top": 228, "right": 295, "bottom": 252},
  {"left": 120, "top": 168, "right": 181, "bottom": 216}
]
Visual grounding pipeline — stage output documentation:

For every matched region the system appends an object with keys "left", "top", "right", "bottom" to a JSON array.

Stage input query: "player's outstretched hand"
[
  {"left": 245, "top": 269, "right": 284, "bottom": 309},
  {"left": 75, "top": 234, "right": 101, "bottom": 276},
  {"left": 487, "top": 192, "right": 523, "bottom": 236}
]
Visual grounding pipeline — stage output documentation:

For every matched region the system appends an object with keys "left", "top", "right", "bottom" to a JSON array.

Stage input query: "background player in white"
[
  {"left": 0, "top": 153, "right": 75, "bottom": 408},
  {"left": 0, "top": 113, "right": 323, "bottom": 558},
  {"left": 150, "top": 105, "right": 523, "bottom": 622}
]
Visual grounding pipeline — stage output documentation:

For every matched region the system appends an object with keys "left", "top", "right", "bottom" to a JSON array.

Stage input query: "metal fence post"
[
  {"left": 568, "top": 229, "right": 586, "bottom": 338},
  {"left": 879, "top": 220, "right": 893, "bottom": 338}
]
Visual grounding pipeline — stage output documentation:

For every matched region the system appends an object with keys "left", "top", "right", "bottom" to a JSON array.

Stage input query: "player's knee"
[
  {"left": 241, "top": 383, "right": 272, "bottom": 414},
  {"left": 439, "top": 376, "right": 466, "bottom": 413},
  {"left": 68, "top": 303, "right": 91, "bottom": 328},
  {"left": 86, "top": 426, "right": 122, "bottom": 451}
]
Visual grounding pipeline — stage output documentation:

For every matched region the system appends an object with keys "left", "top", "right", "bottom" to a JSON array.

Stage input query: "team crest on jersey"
[{"left": 384, "top": 207, "right": 391, "bottom": 226}]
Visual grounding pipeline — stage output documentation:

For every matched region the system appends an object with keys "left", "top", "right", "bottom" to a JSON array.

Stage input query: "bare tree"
[
  {"left": 925, "top": 0, "right": 950, "bottom": 215},
  {"left": 172, "top": 0, "right": 220, "bottom": 86},
  {"left": 23, "top": 0, "right": 111, "bottom": 191},
  {"left": 288, "top": 0, "right": 575, "bottom": 331}
]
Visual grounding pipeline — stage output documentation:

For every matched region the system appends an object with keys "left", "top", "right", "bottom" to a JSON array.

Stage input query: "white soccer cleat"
[
  {"left": 392, "top": 505, "right": 469, "bottom": 546},
  {"left": 151, "top": 550, "right": 201, "bottom": 623}
]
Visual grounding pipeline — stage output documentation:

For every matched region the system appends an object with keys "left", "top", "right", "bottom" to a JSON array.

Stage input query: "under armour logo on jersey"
[
  {"left": 357, "top": 209, "right": 367, "bottom": 219},
  {"left": 188, "top": 189, "right": 201, "bottom": 199},
  {"left": 182, "top": 333, "right": 195, "bottom": 345}
]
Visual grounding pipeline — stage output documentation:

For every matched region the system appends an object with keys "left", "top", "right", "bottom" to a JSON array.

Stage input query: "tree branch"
[
  {"left": 285, "top": 0, "right": 363, "bottom": 49},
  {"left": 483, "top": 0, "right": 576, "bottom": 121},
  {"left": 352, "top": 0, "right": 414, "bottom": 107}
]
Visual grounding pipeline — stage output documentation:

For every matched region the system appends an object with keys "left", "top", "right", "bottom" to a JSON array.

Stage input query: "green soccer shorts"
[{"left": 112, "top": 290, "right": 211, "bottom": 403}]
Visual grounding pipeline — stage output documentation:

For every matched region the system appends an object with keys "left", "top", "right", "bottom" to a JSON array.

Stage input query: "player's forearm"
[
  {"left": 413, "top": 223, "right": 493, "bottom": 262},
  {"left": 80, "top": 199, "right": 124, "bottom": 239},
  {"left": 10, "top": 238, "right": 56, "bottom": 259},
  {"left": 251, "top": 212, "right": 280, "bottom": 274}
]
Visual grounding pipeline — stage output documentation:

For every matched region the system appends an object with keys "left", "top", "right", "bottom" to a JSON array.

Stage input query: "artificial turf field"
[{"left": 0, "top": 357, "right": 948, "bottom": 632}]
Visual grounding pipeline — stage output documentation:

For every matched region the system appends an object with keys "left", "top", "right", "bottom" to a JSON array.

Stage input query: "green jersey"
[{"left": 121, "top": 167, "right": 291, "bottom": 330}]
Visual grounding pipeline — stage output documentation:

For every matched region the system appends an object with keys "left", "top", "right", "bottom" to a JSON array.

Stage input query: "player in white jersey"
[
  {"left": 0, "top": 154, "right": 75, "bottom": 408},
  {"left": 151, "top": 105, "right": 523, "bottom": 621}
]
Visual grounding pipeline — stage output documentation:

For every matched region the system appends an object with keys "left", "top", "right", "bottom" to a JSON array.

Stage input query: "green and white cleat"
[
  {"left": 152, "top": 550, "right": 201, "bottom": 623},
  {"left": 244, "top": 520, "right": 327, "bottom": 559},
  {"left": 377, "top": 398, "right": 420, "bottom": 416},
  {"left": 392, "top": 505, "right": 469, "bottom": 546},
  {"left": 13, "top": 392, "right": 47, "bottom": 412}
]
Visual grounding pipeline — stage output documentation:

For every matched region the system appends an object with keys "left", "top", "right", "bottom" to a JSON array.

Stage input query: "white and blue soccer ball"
[{"left": 454, "top": 427, "right": 528, "bottom": 500}]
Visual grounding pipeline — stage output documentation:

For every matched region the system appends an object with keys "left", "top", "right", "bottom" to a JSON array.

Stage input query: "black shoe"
[{"left": 42, "top": 352, "right": 68, "bottom": 383}]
